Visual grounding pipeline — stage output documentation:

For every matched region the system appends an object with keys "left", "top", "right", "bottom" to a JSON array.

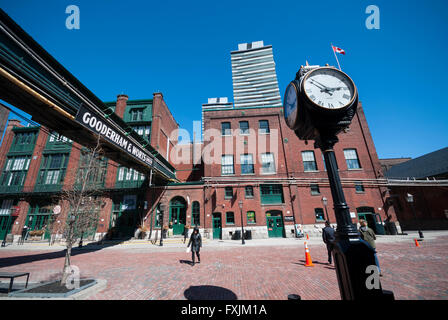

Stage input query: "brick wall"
[{"left": 151, "top": 92, "right": 178, "bottom": 163}]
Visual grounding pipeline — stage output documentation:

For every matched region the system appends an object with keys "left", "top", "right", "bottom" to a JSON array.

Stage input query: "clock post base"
[{"left": 317, "top": 133, "right": 394, "bottom": 300}]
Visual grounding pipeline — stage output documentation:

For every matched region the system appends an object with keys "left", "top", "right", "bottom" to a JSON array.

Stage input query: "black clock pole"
[
  {"left": 284, "top": 65, "right": 394, "bottom": 300},
  {"left": 316, "top": 131, "right": 393, "bottom": 300}
]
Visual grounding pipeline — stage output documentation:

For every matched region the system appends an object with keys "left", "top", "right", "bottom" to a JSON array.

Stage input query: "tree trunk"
[{"left": 60, "top": 245, "right": 72, "bottom": 285}]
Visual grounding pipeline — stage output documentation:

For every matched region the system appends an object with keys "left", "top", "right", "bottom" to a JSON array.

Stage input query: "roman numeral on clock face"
[{"left": 343, "top": 94, "right": 350, "bottom": 100}]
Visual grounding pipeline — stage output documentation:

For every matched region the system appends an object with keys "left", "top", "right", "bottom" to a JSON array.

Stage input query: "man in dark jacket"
[
  {"left": 187, "top": 227, "right": 202, "bottom": 266},
  {"left": 322, "top": 221, "right": 335, "bottom": 264},
  {"left": 183, "top": 225, "right": 190, "bottom": 244}
]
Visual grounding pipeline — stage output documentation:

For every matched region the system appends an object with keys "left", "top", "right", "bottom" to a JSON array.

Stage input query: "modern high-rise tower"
[{"left": 231, "top": 41, "right": 282, "bottom": 108}]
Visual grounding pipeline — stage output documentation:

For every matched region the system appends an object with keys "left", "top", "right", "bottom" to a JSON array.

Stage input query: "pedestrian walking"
[
  {"left": 359, "top": 219, "right": 382, "bottom": 276},
  {"left": 322, "top": 221, "right": 335, "bottom": 264},
  {"left": 187, "top": 227, "right": 202, "bottom": 266},
  {"left": 19, "top": 225, "right": 28, "bottom": 245},
  {"left": 183, "top": 225, "right": 190, "bottom": 244}
]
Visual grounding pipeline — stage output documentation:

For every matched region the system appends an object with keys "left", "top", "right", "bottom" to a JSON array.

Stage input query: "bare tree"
[{"left": 58, "top": 135, "right": 105, "bottom": 285}]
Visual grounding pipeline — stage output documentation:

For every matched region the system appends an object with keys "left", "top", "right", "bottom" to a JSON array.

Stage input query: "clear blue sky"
[{"left": 1, "top": 0, "right": 447, "bottom": 159}]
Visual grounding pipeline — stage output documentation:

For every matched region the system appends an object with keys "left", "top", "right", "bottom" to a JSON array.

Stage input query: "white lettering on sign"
[{"left": 77, "top": 107, "right": 153, "bottom": 167}]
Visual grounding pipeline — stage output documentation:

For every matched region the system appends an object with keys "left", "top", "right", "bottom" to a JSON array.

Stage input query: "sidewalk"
[
  {"left": 1, "top": 231, "right": 447, "bottom": 299},
  {"left": 1, "top": 232, "right": 447, "bottom": 300},
  {"left": 1, "top": 230, "right": 445, "bottom": 252}
]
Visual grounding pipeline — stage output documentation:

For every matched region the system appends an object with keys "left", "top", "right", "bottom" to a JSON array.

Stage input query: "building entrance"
[
  {"left": 212, "top": 213, "right": 222, "bottom": 239},
  {"left": 266, "top": 210, "right": 285, "bottom": 238},
  {"left": 169, "top": 197, "right": 186, "bottom": 235}
]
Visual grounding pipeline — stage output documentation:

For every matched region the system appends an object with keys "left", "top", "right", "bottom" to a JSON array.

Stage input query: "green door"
[
  {"left": 212, "top": 213, "right": 222, "bottom": 239},
  {"left": 266, "top": 211, "right": 285, "bottom": 238},
  {"left": 373, "top": 213, "right": 385, "bottom": 235},
  {"left": 169, "top": 197, "right": 186, "bottom": 235},
  {"left": 0, "top": 215, "right": 13, "bottom": 240},
  {"left": 26, "top": 205, "right": 52, "bottom": 240},
  {"left": 110, "top": 196, "right": 139, "bottom": 239}
]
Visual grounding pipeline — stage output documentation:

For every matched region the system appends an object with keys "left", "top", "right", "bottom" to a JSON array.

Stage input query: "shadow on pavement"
[
  {"left": 184, "top": 285, "right": 238, "bottom": 300},
  {"left": 293, "top": 260, "right": 332, "bottom": 266},
  {"left": 0, "top": 237, "right": 132, "bottom": 269},
  {"left": 179, "top": 259, "right": 193, "bottom": 265}
]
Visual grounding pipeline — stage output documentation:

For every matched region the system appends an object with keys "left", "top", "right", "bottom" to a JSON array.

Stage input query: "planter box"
[{"left": 9, "top": 279, "right": 97, "bottom": 298}]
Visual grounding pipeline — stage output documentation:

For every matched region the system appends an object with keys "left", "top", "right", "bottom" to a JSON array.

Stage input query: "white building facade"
[{"left": 231, "top": 41, "right": 282, "bottom": 108}]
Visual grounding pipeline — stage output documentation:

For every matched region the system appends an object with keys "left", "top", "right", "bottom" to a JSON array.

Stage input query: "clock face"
[
  {"left": 303, "top": 68, "right": 356, "bottom": 110},
  {"left": 283, "top": 82, "right": 299, "bottom": 129}
]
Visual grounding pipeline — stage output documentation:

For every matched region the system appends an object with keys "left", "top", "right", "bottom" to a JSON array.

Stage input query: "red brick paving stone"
[{"left": 0, "top": 236, "right": 447, "bottom": 300}]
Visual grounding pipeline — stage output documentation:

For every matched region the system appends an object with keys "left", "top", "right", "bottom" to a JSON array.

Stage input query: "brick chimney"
[
  {"left": 115, "top": 94, "right": 128, "bottom": 119},
  {"left": 0, "top": 119, "right": 23, "bottom": 171},
  {"left": 6, "top": 119, "right": 22, "bottom": 129}
]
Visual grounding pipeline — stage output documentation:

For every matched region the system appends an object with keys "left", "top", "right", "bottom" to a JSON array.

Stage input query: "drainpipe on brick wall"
[
  {"left": 355, "top": 107, "right": 389, "bottom": 218},
  {"left": 203, "top": 185, "right": 208, "bottom": 237},
  {"left": 277, "top": 113, "right": 304, "bottom": 231}
]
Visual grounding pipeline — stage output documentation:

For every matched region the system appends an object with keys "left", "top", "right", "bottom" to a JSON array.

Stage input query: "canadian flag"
[{"left": 332, "top": 45, "right": 346, "bottom": 55}]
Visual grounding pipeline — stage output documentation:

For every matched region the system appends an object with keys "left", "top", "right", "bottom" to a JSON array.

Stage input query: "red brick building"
[
  {"left": 0, "top": 93, "right": 179, "bottom": 242},
  {"left": 383, "top": 147, "right": 448, "bottom": 231},
  {"left": 0, "top": 87, "right": 403, "bottom": 243},
  {"left": 0, "top": 89, "right": 402, "bottom": 243}
]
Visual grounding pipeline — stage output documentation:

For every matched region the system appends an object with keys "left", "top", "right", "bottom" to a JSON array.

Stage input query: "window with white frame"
[
  {"left": 0, "top": 199, "right": 14, "bottom": 216},
  {"left": 117, "top": 167, "right": 145, "bottom": 181},
  {"left": 48, "top": 132, "right": 72, "bottom": 143},
  {"left": 258, "top": 120, "right": 270, "bottom": 134},
  {"left": 240, "top": 154, "right": 254, "bottom": 174},
  {"left": 221, "top": 155, "right": 234, "bottom": 175},
  {"left": 239, "top": 121, "right": 249, "bottom": 135},
  {"left": 37, "top": 154, "right": 69, "bottom": 185},
  {"left": 130, "top": 109, "right": 144, "bottom": 121},
  {"left": 221, "top": 122, "right": 231, "bottom": 136},
  {"left": 131, "top": 125, "right": 151, "bottom": 141},
  {"left": 261, "top": 153, "right": 275, "bottom": 174},
  {"left": 1, "top": 156, "right": 31, "bottom": 187},
  {"left": 344, "top": 149, "right": 361, "bottom": 169},
  {"left": 302, "top": 151, "right": 318, "bottom": 172}
]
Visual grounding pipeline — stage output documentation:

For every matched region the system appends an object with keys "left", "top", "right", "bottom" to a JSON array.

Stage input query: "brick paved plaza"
[{"left": 0, "top": 232, "right": 447, "bottom": 300}]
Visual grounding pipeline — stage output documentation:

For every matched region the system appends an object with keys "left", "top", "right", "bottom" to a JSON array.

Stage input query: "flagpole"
[{"left": 331, "top": 43, "right": 342, "bottom": 71}]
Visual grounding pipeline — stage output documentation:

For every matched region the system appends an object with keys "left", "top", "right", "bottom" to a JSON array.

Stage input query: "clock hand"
[
  {"left": 310, "top": 80, "right": 334, "bottom": 96},
  {"left": 309, "top": 81, "right": 333, "bottom": 95},
  {"left": 311, "top": 79, "right": 331, "bottom": 90},
  {"left": 327, "top": 87, "right": 344, "bottom": 92},
  {"left": 309, "top": 80, "right": 325, "bottom": 90}
]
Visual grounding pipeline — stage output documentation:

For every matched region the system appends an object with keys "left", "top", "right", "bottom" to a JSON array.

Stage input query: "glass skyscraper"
[{"left": 231, "top": 41, "right": 282, "bottom": 108}]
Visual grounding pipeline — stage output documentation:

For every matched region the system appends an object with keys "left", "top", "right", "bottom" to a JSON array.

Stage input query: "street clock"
[
  {"left": 302, "top": 67, "right": 357, "bottom": 112},
  {"left": 282, "top": 63, "right": 393, "bottom": 300},
  {"left": 283, "top": 65, "right": 358, "bottom": 140}
]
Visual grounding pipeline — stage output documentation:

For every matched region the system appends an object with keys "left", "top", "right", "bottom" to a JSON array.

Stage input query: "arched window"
[{"left": 192, "top": 201, "right": 200, "bottom": 226}]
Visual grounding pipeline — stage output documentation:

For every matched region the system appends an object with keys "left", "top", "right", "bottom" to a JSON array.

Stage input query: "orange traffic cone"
[
  {"left": 306, "top": 233, "right": 309, "bottom": 240},
  {"left": 414, "top": 238, "right": 420, "bottom": 247},
  {"left": 304, "top": 241, "right": 314, "bottom": 267}
]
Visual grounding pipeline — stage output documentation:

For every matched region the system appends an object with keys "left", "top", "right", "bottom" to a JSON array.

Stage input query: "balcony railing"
[
  {"left": 114, "top": 180, "right": 145, "bottom": 189},
  {"left": 0, "top": 185, "right": 24, "bottom": 194},
  {"left": 33, "top": 184, "right": 63, "bottom": 193}
]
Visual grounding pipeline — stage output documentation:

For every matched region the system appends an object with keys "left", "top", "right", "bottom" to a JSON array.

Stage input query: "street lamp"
[
  {"left": 406, "top": 193, "right": 424, "bottom": 239},
  {"left": 322, "top": 196, "right": 330, "bottom": 223},
  {"left": 239, "top": 200, "right": 245, "bottom": 245},
  {"left": 159, "top": 203, "right": 165, "bottom": 246}
]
